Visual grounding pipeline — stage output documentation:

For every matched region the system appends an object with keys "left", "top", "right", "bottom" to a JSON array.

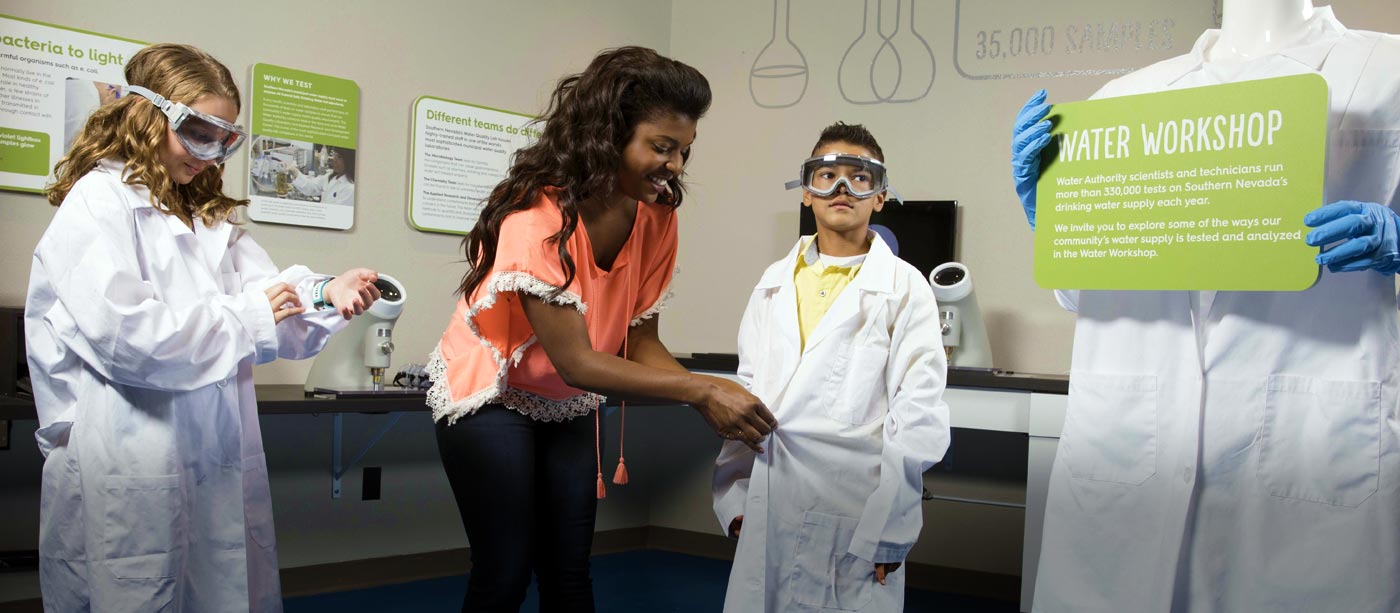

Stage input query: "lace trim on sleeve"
[
  {"left": 426, "top": 271, "right": 587, "bottom": 425},
  {"left": 630, "top": 265, "right": 679, "bottom": 327}
]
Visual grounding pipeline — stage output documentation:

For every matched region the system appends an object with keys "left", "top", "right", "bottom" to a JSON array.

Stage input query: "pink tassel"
[
  {"left": 596, "top": 473, "right": 607, "bottom": 499},
  {"left": 612, "top": 458, "right": 629, "bottom": 485}
]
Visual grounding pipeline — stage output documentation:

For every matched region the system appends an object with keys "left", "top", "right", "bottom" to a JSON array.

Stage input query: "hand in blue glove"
[
  {"left": 1012, "top": 89, "right": 1053, "bottom": 230},
  {"left": 1304, "top": 200, "right": 1400, "bottom": 274}
]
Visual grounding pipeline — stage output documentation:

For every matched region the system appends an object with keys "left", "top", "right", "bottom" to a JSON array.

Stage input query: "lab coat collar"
[
  {"left": 1165, "top": 6, "right": 1347, "bottom": 86},
  {"left": 851, "top": 231, "right": 896, "bottom": 295},
  {"left": 95, "top": 159, "right": 235, "bottom": 254},
  {"left": 96, "top": 158, "right": 155, "bottom": 210},
  {"left": 756, "top": 239, "right": 804, "bottom": 289}
]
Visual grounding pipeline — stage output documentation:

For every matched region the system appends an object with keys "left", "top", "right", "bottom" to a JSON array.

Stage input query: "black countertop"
[
  {"left": 0, "top": 386, "right": 429, "bottom": 421},
  {"left": 677, "top": 354, "right": 1069, "bottom": 395},
  {"left": 0, "top": 355, "right": 1068, "bottom": 422}
]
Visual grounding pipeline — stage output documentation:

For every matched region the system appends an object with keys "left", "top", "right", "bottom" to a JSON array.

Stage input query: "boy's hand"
[
  {"left": 875, "top": 562, "right": 902, "bottom": 585},
  {"left": 729, "top": 515, "right": 743, "bottom": 538}
]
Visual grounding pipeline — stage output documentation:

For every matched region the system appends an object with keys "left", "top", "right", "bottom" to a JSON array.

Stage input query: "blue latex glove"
[
  {"left": 1304, "top": 200, "right": 1400, "bottom": 274},
  {"left": 1012, "top": 89, "right": 1053, "bottom": 230}
]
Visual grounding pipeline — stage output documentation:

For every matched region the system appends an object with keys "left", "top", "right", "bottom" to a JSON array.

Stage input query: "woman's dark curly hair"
[{"left": 457, "top": 46, "right": 711, "bottom": 299}]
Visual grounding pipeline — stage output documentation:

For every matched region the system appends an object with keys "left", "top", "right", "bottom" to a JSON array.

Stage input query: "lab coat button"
[
  {"left": 216, "top": 379, "right": 228, "bottom": 389},
  {"left": 1181, "top": 466, "right": 1193, "bottom": 482}
]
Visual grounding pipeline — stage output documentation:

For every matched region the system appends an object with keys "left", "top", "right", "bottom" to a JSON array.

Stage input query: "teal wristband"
[{"left": 312, "top": 278, "right": 335, "bottom": 311}]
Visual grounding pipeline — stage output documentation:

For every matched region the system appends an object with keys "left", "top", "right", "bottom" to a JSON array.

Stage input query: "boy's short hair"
[{"left": 811, "top": 122, "right": 885, "bottom": 162}]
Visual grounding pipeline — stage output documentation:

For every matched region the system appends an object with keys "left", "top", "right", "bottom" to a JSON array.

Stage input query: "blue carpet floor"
[{"left": 284, "top": 549, "right": 1018, "bottom": 612}]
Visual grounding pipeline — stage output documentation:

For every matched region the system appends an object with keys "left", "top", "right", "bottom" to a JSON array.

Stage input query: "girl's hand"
[
  {"left": 265, "top": 282, "right": 305, "bottom": 323},
  {"left": 696, "top": 377, "right": 777, "bottom": 454},
  {"left": 324, "top": 269, "right": 381, "bottom": 319},
  {"left": 729, "top": 515, "right": 743, "bottom": 538}
]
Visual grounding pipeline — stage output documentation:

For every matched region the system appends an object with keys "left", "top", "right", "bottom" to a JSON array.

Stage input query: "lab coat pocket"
[
  {"left": 791, "top": 511, "right": 874, "bottom": 611},
  {"left": 1327, "top": 129, "right": 1400, "bottom": 206},
  {"left": 243, "top": 453, "right": 279, "bottom": 550},
  {"left": 1062, "top": 373, "right": 1157, "bottom": 485},
  {"left": 100, "top": 474, "right": 183, "bottom": 579},
  {"left": 1258, "top": 375, "right": 1379, "bottom": 507},
  {"left": 824, "top": 344, "right": 888, "bottom": 425}
]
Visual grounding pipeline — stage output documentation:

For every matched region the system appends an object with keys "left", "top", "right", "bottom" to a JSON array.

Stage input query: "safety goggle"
[
  {"left": 126, "top": 85, "right": 247, "bottom": 164},
  {"left": 784, "top": 153, "right": 900, "bottom": 200}
]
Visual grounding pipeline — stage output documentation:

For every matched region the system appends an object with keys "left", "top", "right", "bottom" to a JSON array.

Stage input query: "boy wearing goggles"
[{"left": 714, "top": 123, "right": 950, "bottom": 612}]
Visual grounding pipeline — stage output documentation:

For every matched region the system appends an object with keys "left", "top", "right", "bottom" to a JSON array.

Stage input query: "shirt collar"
[
  {"left": 799, "top": 233, "right": 873, "bottom": 268},
  {"left": 759, "top": 230, "right": 895, "bottom": 293}
]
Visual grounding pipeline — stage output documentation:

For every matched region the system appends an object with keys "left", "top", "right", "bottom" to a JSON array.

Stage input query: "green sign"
[
  {"left": 248, "top": 63, "right": 359, "bottom": 230},
  {"left": 0, "top": 13, "right": 146, "bottom": 194},
  {"left": 0, "top": 127, "right": 49, "bottom": 176},
  {"left": 1034, "top": 74, "right": 1328, "bottom": 291},
  {"left": 251, "top": 63, "right": 358, "bottom": 149}
]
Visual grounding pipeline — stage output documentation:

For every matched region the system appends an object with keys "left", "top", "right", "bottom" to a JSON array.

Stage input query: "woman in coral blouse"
[{"left": 426, "top": 47, "right": 777, "bottom": 612}]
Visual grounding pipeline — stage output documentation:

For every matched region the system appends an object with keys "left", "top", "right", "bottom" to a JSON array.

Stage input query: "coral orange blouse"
[{"left": 427, "top": 190, "right": 678, "bottom": 424}]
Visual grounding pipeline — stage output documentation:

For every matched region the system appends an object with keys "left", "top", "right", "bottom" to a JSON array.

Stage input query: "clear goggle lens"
[
  {"left": 173, "top": 111, "right": 246, "bottom": 162},
  {"left": 126, "top": 85, "right": 247, "bottom": 163},
  {"left": 786, "top": 154, "right": 890, "bottom": 198}
]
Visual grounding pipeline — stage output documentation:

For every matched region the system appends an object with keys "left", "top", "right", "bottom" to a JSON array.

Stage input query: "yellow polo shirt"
[{"left": 794, "top": 237, "right": 867, "bottom": 351}]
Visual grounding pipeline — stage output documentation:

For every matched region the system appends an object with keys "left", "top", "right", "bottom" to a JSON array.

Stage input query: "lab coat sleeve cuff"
[
  {"left": 243, "top": 288, "right": 279, "bottom": 365},
  {"left": 871, "top": 543, "right": 912, "bottom": 564},
  {"left": 713, "top": 487, "right": 748, "bottom": 537},
  {"left": 848, "top": 536, "right": 910, "bottom": 564},
  {"left": 281, "top": 268, "right": 348, "bottom": 357}
]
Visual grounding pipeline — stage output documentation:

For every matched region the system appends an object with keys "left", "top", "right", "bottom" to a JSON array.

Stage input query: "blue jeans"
[{"left": 435, "top": 404, "right": 600, "bottom": 613}]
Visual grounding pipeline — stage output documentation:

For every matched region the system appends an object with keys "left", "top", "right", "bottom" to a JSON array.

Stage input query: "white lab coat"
[
  {"left": 291, "top": 171, "right": 354, "bottom": 206},
  {"left": 714, "top": 234, "right": 950, "bottom": 612},
  {"left": 25, "top": 159, "right": 346, "bottom": 612},
  {"left": 1034, "top": 10, "right": 1400, "bottom": 612}
]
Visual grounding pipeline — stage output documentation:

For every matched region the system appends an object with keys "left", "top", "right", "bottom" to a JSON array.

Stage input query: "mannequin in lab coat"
[{"left": 1010, "top": 1, "right": 1400, "bottom": 611}]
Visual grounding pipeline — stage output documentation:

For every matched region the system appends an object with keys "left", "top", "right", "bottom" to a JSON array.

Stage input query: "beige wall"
[
  {"left": 3, "top": 1, "right": 1399, "bottom": 379},
  {"left": 4, "top": 0, "right": 1400, "bottom": 601},
  {"left": 0, "top": 0, "right": 673, "bottom": 388},
  {"left": 664, "top": 0, "right": 1400, "bottom": 375}
]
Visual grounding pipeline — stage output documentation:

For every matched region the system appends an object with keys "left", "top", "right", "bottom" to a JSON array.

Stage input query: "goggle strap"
[
  {"left": 784, "top": 179, "right": 802, "bottom": 191},
  {"left": 127, "top": 85, "right": 186, "bottom": 129}
]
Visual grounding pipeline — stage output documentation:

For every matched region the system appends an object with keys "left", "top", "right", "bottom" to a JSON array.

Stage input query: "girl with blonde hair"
[{"left": 28, "top": 43, "right": 381, "bottom": 611}]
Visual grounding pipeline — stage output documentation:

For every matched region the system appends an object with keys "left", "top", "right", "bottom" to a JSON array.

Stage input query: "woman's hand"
[
  {"left": 729, "top": 515, "right": 744, "bottom": 538},
  {"left": 695, "top": 377, "right": 778, "bottom": 453},
  {"left": 324, "top": 269, "right": 381, "bottom": 319},
  {"left": 264, "top": 282, "right": 305, "bottom": 323}
]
